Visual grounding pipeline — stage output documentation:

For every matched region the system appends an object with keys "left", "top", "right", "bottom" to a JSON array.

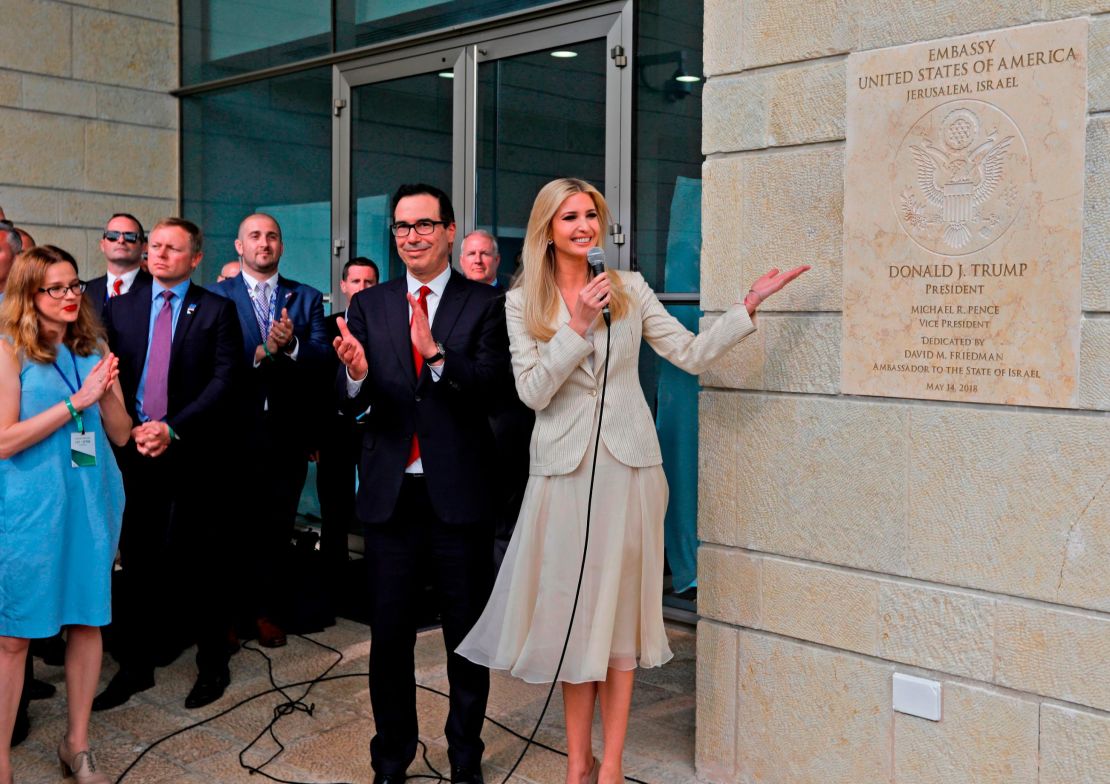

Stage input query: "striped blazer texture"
[{"left": 507, "top": 271, "right": 756, "bottom": 476}]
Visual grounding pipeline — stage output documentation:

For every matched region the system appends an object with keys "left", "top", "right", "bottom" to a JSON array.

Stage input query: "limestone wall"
[
  {"left": 697, "top": 2, "right": 1109, "bottom": 782},
  {"left": 0, "top": 0, "right": 178, "bottom": 279}
]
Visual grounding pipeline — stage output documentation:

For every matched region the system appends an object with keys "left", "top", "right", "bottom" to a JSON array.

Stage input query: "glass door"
[
  {"left": 474, "top": 38, "right": 608, "bottom": 281},
  {"left": 333, "top": 48, "right": 466, "bottom": 289},
  {"left": 332, "top": 2, "right": 631, "bottom": 298}
]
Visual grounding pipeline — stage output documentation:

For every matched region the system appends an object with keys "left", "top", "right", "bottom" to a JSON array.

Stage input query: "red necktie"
[
  {"left": 111, "top": 278, "right": 124, "bottom": 297},
  {"left": 406, "top": 285, "right": 431, "bottom": 467}
]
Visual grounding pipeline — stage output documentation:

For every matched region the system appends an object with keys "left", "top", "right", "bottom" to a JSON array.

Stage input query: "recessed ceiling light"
[
  {"left": 675, "top": 74, "right": 701, "bottom": 83},
  {"left": 550, "top": 50, "right": 578, "bottom": 58},
  {"left": 438, "top": 71, "right": 454, "bottom": 78}
]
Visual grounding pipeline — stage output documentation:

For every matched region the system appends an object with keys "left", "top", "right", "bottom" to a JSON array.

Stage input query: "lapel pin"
[{"left": 186, "top": 303, "right": 197, "bottom": 315}]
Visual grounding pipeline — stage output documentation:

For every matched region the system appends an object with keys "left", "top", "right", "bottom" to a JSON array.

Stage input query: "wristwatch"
[{"left": 425, "top": 341, "right": 446, "bottom": 365}]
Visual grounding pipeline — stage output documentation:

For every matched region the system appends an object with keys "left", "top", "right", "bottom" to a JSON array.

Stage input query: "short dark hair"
[
  {"left": 342, "top": 257, "right": 379, "bottom": 281},
  {"left": 151, "top": 217, "right": 204, "bottom": 254},
  {"left": 391, "top": 183, "right": 454, "bottom": 225},
  {"left": 107, "top": 212, "right": 145, "bottom": 239},
  {"left": 0, "top": 220, "right": 21, "bottom": 255}
]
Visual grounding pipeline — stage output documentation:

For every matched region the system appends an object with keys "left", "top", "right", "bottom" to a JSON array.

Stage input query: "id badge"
[{"left": 71, "top": 432, "right": 96, "bottom": 468}]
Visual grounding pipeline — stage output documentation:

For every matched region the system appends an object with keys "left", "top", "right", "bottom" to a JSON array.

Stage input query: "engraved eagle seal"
[{"left": 892, "top": 100, "right": 1030, "bottom": 256}]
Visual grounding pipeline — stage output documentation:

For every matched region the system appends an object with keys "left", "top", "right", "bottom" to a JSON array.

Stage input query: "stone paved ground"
[{"left": 13, "top": 620, "right": 696, "bottom": 784}]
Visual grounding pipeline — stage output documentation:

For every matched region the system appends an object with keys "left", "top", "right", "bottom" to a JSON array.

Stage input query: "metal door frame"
[{"left": 330, "top": 1, "right": 632, "bottom": 300}]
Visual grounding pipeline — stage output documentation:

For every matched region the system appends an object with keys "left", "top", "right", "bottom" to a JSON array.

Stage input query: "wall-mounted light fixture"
[{"left": 637, "top": 50, "right": 701, "bottom": 101}]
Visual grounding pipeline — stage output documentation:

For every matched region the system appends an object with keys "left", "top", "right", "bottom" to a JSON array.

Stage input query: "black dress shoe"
[
  {"left": 92, "top": 670, "right": 155, "bottom": 712},
  {"left": 27, "top": 677, "right": 56, "bottom": 700},
  {"left": 451, "top": 766, "right": 484, "bottom": 784},
  {"left": 184, "top": 670, "right": 230, "bottom": 709},
  {"left": 11, "top": 707, "right": 29, "bottom": 747},
  {"left": 371, "top": 774, "right": 406, "bottom": 784}
]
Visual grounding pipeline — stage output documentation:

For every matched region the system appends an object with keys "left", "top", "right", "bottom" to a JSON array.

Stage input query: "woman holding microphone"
[
  {"left": 458, "top": 178, "right": 807, "bottom": 784},
  {"left": 0, "top": 246, "right": 129, "bottom": 784}
]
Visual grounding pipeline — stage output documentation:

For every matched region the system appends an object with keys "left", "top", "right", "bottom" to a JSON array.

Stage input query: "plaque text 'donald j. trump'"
[{"left": 842, "top": 19, "right": 1087, "bottom": 407}]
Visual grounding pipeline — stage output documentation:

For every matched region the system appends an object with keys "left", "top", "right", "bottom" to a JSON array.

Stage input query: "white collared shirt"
[
  {"left": 347, "top": 264, "right": 451, "bottom": 474},
  {"left": 240, "top": 267, "right": 300, "bottom": 363},
  {"left": 107, "top": 267, "right": 141, "bottom": 296}
]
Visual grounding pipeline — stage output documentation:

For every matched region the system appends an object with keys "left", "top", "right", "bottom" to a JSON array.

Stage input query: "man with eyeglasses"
[
  {"left": 86, "top": 213, "right": 153, "bottom": 319},
  {"left": 333, "top": 184, "right": 511, "bottom": 784}
]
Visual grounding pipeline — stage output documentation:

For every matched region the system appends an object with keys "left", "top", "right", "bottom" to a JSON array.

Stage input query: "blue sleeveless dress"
[{"left": 0, "top": 344, "right": 125, "bottom": 638}]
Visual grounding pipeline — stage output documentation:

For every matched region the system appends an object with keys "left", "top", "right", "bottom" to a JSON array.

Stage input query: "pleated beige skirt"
[{"left": 456, "top": 433, "right": 672, "bottom": 684}]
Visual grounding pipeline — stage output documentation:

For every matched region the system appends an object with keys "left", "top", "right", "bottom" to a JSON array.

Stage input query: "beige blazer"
[{"left": 507, "top": 271, "right": 756, "bottom": 476}]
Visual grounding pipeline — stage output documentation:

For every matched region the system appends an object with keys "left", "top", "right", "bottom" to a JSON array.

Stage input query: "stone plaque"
[{"left": 842, "top": 19, "right": 1087, "bottom": 407}]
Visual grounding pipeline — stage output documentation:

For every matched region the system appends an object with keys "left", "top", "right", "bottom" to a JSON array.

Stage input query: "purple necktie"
[{"left": 144, "top": 291, "right": 173, "bottom": 422}]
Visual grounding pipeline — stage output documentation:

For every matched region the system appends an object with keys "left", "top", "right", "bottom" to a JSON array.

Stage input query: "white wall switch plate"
[{"left": 893, "top": 673, "right": 942, "bottom": 721}]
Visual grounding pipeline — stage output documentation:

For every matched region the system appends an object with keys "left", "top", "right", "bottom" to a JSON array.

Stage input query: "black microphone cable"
[
  {"left": 114, "top": 271, "right": 647, "bottom": 784},
  {"left": 112, "top": 628, "right": 654, "bottom": 784}
]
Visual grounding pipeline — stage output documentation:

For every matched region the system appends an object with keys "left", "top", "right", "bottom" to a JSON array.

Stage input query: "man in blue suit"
[
  {"left": 213, "top": 213, "right": 328, "bottom": 648},
  {"left": 94, "top": 217, "right": 243, "bottom": 710},
  {"left": 333, "top": 184, "right": 511, "bottom": 784}
]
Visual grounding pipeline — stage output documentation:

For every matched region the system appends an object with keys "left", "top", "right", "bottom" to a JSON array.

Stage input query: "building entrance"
[{"left": 331, "top": 2, "right": 632, "bottom": 289}]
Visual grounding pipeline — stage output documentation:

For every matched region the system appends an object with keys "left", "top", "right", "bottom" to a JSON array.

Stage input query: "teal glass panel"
[
  {"left": 182, "top": 67, "right": 332, "bottom": 296},
  {"left": 475, "top": 39, "right": 607, "bottom": 281},
  {"left": 633, "top": 0, "right": 704, "bottom": 294},
  {"left": 349, "top": 72, "right": 454, "bottom": 282},
  {"left": 336, "top": 0, "right": 555, "bottom": 52},
  {"left": 182, "top": 1, "right": 332, "bottom": 85}
]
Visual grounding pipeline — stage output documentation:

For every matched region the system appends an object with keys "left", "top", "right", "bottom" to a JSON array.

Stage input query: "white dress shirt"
[
  {"left": 240, "top": 268, "right": 300, "bottom": 362},
  {"left": 107, "top": 267, "right": 141, "bottom": 296},
  {"left": 346, "top": 264, "right": 451, "bottom": 474}
]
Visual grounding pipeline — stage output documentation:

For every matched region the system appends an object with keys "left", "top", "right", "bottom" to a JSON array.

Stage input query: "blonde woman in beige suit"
[{"left": 457, "top": 178, "right": 807, "bottom": 784}]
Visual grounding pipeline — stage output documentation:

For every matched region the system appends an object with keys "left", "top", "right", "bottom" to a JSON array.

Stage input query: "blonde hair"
[
  {"left": 0, "top": 245, "right": 105, "bottom": 364},
  {"left": 516, "top": 178, "right": 629, "bottom": 341}
]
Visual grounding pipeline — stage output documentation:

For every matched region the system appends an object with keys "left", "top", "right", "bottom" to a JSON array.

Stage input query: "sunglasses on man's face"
[{"left": 103, "top": 230, "right": 141, "bottom": 244}]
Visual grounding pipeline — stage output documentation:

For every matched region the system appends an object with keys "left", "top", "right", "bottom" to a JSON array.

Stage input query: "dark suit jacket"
[
  {"left": 87, "top": 269, "right": 153, "bottom": 324},
  {"left": 341, "top": 270, "right": 512, "bottom": 525},
  {"left": 105, "top": 281, "right": 242, "bottom": 448},
  {"left": 212, "top": 273, "right": 329, "bottom": 446}
]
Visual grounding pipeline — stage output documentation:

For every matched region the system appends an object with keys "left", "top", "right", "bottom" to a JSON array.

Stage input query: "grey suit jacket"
[{"left": 508, "top": 271, "right": 756, "bottom": 476}]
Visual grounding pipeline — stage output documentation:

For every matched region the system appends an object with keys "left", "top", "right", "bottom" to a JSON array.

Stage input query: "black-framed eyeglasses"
[
  {"left": 38, "top": 282, "right": 87, "bottom": 299},
  {"left": 390, "top": 220, "right": 448, "bottom": 238},
  {"left": 103, "top": 230, "right": 141, "bottom": 244}
]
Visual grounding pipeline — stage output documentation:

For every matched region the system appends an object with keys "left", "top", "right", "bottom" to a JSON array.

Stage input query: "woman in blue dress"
[{"left": 0, "top": 245, "right": 130, "bottom": 784}]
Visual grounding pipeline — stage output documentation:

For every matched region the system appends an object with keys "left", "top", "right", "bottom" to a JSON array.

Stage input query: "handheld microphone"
[{"left": 586, "top": 247, "right": 610, "bottom": 326}]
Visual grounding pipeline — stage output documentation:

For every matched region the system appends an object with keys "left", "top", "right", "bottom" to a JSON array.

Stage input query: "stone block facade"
[
  {"left": 698, "top": 1, "right": 1110, "bottom": 781},
  {"left": 0, "top": 0, "right": 178, "bottom": 279}
]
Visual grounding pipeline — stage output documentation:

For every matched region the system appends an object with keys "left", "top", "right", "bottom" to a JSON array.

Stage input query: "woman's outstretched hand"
[{"left": 744, "top": 266, "right": 811, "bottom": 314}]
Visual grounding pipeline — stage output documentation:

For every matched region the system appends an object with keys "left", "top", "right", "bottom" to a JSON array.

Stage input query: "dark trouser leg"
[
  {"left": 316, "top": 424, "right": 359, "bottom": 599},
  {"left": 115, "top": 455, "right": 173, "bottom": 680},
  {"left": 172, "top": 489, "right": 232, "bottom": 679},
  {"left": 429, "top": 517, "right": 493, "bottom": 772},
  {"left": 363, "top": 482, "right": 425, "bottom": 775},
  {"left": 242, "top": 421, "right": 308, "bottom": 624}
]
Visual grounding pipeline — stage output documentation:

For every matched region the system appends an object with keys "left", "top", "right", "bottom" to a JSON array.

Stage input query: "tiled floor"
[{"left": 13, "top": 620, "right": 697, "bottom": 784}]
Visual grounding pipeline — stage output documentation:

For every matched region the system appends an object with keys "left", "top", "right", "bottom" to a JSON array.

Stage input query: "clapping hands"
[
  {"left": 333, "top": 317, "right": 368, "bottom": 381},
  {"left": 70, "top": 353, "right": 119, "bottom": 411}
]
